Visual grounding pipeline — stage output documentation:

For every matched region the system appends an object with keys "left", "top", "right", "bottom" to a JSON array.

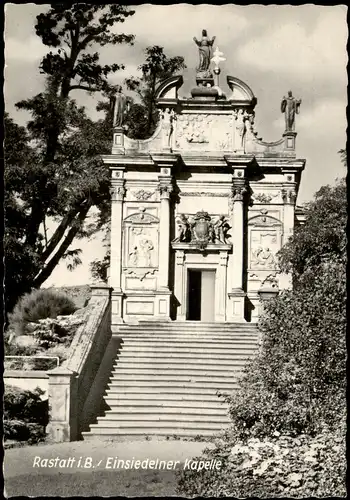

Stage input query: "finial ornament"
[
  {"left": 211, "top": 47, "right": 226, "bottom": 70},
  {"left": 193, "top": 29, "right": 215, "bottom": 77},
  {"left": 281, "top": 90, "right": 301, "bottom": 132}
]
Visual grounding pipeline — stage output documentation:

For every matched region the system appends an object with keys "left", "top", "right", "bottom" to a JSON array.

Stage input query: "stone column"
[
  {"left": 174, "top": 250, "right": 185, "bottom": 321},
  {"left": 158, "top": 181, "right": 173, "bottom": 289},
  {"left": 217, "top": 251, "right": 228, "bottom": 321},
  {"left": 228, "top": 175, "right": 247, "bottom": 322},
  {"left": 282, "top": 186, "right": 296, "bottom": 246},
  {"left": 110, "top": 170, "right": 125, "bottom": 323},
  {"left": 280, "top": 181, "right": 297, "bottom": 290}
]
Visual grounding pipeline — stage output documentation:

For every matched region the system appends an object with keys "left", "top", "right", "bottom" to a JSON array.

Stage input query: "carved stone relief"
[
  {"left": 253, "top": 192, "right": 279, "bottom": 204},
  {"left": 131, "top": 189, "right": 154, "bottom": 201},
  {"left": 127, "top": 227, "right": 156, "bottom": 267},
  {"left": 173, "top": 211, "right": 230, "bottom": 250},
  {"left": 175, "top": 114, "right": 232, "bottom": 151},
  {"left": 249, "top": 230, "right": 280, "bottom": 270}
]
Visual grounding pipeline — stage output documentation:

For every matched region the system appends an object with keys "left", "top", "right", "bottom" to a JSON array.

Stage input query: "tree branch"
[
  {"left": 34, "top": 201, "right": 92, "bottom": 287},
  {"left": 40, "top": 204, "right": 82, "bottom": 262},
  {"left": 69, "top": 84, "right": 100, "bottom": 92}
]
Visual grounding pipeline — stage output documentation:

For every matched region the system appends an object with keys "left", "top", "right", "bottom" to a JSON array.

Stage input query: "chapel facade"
[{"left": 103, "top": 39, "right": 305, "bottom": 326}]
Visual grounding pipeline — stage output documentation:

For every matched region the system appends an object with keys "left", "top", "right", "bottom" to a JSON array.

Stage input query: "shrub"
[
  {"left": 177, "top": 425, "right": 346, "bottom": 497},
  {"left": 222, "top": 254, "right": 346, "bottom": 440},
  {"left": 4, "top": 420, "right": 46, "bottom": 444},
  {"left": 4, "top": 385, "right": 49, "bottom": 445},
  {"left": 8, "top": 288, "right": 77, "bottom": 336},
  {"left": 4, "top": 385, "right": 49, "bottom": 427}
]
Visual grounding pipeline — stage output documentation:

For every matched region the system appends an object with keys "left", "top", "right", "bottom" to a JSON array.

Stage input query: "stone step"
[
  {"left": 111, "top": 367, "right": 243, "bottom": 376},
  {"left": 82, "top": 427, "right": 223, "bottom": 439},
  {"left": 104, "top": 399, "right": 228, "bottom": 408},
  {"left": 119, "top": 337, "right": 257, "bottom": 345},
  {"left": 119, "top": 322, "right": 257, "bottom": 329},
  {"left": 105, "top": 388, "right": 231, "bottom": 398},
  {"left": 89, "top": 420, "right": 227, "bottom": 430},
  {"left": 117, "top": 353, "right": 252, "bottom": 361},
  {"left": 107, "top": 380, "right": 240, "bottom": 390},
  {"left": 114, "top": 359, "right": 249, "bottom": 368},
  {"left": 119, "top": 345, "right": 256, "bottom": 354},
  {"left": 97, "top": 413, "right": 229, "bottom": 423},
  {"left": 116, "top": 327, "right": 258, "bottom": 333},
  {"left": 109, "top": 372, "right": 241, "bottom": 381},
  {"left": 103, "top": 406, "right": 227, "bottom": 415}
]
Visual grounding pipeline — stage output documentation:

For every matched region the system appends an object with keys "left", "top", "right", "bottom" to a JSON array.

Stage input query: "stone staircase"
[{"left": 82, "top": 322, "right": 258, "bottom": 440}]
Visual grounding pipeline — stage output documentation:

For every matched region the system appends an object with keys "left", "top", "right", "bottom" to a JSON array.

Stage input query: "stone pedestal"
[
  {"left": 228, "top": 289, "right": 246, "bottom": 322},
  {"left": 46, "top": 367, "right": 78, "bottom": 442}
]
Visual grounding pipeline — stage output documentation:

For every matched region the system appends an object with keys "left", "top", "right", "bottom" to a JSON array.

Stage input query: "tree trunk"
[{"left": 33, "top": 201, "right": 92, "bottom": 287}]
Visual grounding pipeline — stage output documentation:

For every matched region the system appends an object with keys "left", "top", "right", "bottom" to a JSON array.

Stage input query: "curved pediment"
[
  {"left": 155, "top": 75, "right": 184, "bottom": 100},
  {"left": 248, "top": 214, "right": 282, "bottom": 227},
  {"left": 124, "top": 212, "right": 160, "bottom": 224},
  {"left": 227, "top": 76, "right": 257, "bottom": 105}
]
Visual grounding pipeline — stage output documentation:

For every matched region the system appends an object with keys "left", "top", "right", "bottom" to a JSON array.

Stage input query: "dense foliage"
[
  {"left": 4, "top": 386, "right": 49, "bottom": 445},
  {"left": 177, "top": 428, "right": 346, "bottom": 497},
  {"left": 125, "top": 45, "right": 186, "bottom": 138},
  {"left": 178, "top": 176, "right": 346, "bottom": 496},
  {"left": 8, "top": 288, "right": 77, "bottom": 337},
  {"left": 4, "top": 4, "right": 135, "bottom": 314}
]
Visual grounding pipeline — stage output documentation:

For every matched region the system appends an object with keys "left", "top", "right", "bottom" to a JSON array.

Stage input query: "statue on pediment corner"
[{"left": 281, "top": 91, "right": 301, "bottom": 132}]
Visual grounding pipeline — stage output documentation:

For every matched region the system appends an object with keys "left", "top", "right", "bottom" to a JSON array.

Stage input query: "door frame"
[{"left": 173, "top": 246, "right": 229, "bottom": 322}]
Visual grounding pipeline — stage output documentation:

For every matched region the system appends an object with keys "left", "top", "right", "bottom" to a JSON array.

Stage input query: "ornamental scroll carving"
[
  {"left": 131, "top": 189, "right": 154, "bottom": 201},
  {"left": 174, "top": 211, "right": 230, "bottom": 250}
]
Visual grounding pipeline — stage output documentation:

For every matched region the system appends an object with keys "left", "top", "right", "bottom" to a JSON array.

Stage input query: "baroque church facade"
[{"left": 104, "top": 41, "right": 305, "bottom": 326}]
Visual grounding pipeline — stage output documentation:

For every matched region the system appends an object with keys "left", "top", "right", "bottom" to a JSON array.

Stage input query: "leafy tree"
[
  {"left": 225, "top": 177, "right": 347, "bottom": 439},
  {"left": 5, "top": 4, "right": 135, "bottom": 312},
  {"left": 125, "top": 45, "right": 186, "bottom": 138}
]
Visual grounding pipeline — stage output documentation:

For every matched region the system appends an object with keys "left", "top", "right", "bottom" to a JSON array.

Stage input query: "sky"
[{"left": 4, "top": 4, "right": 348, "bottom": 287}]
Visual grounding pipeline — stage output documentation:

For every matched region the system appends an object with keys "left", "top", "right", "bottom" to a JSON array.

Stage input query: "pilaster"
[
  {"left": 174, "top": 250, "right": 186, "bottom": 321},
  {"left": 110, "top": 168, "right": 125, "bottom": 323},
  {"left": 227, "top": 168, "right": 247, "bottom": 321}
]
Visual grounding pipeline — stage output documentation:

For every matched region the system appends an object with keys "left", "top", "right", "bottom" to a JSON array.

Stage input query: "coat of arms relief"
[{"left": 174, "top": 211, "right": 230, "bottom": 250}]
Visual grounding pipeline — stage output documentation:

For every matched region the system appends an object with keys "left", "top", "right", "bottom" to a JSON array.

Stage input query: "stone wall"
[{"left": 47, "top": 285, "right": 112, "bottom": 442}]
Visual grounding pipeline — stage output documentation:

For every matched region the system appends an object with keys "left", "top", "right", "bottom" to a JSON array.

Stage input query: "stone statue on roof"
[
  {"left": 110, "top": 86, "right": 129, "bottom": 128},
  {"left": 281, "top": 91, "right": 301, "bottom": 132},
  {"left": 193, "top": 29, "right": 216, "bottom": 75}
]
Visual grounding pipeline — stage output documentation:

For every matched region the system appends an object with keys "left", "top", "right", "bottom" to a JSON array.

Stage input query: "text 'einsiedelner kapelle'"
[{"left": 33, "top": 456, "right": 222, "bottom": 471}]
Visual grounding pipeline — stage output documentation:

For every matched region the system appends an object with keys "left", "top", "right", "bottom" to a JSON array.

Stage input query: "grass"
[{"left": 5, "top": 468, "right": 179, "bottom": 497}]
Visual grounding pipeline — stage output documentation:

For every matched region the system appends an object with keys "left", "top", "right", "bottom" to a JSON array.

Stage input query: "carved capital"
[
  {"left": 231, "top": 183, "right": 248, "bottom": 203},
  {"left": 158, "top": 183, "right": 173, "bottom": 199},
  {"left": 111, "top": 181, "right": 126, "bottom": 201},
  {"left": 281, "top": 188, "right": 296, "bottom": 205},
  {"left": 175, "top": 250, "right": 185, "bottom": 266}
]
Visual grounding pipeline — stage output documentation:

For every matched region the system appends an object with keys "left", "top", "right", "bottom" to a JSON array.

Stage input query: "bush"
[
  {"left": 4, "top": 385, "right": 49, "bottom": 427},
  {"left": 8, "top": 288, "right": 77, "bottom": 336},
  {"left": 222, "top": 254, "right": 346, "bottom": 440},
  {"left": 4, "top": 420, "right": 46, "bottom": 444},
  {"left": 4, "top": 385, "right": 49, "bottom": 445},
  {"left": 177, "top": 425, "right": 346, "bottom": 497}
]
